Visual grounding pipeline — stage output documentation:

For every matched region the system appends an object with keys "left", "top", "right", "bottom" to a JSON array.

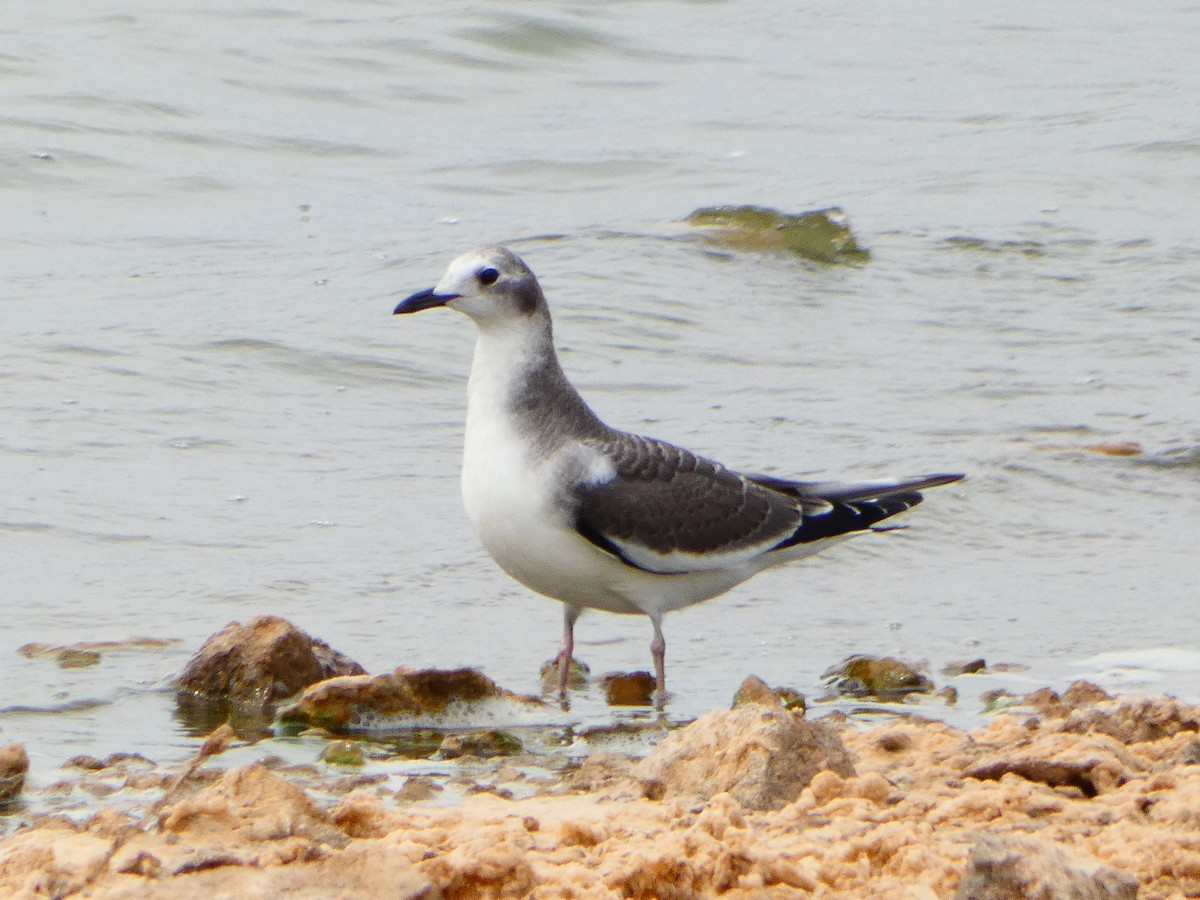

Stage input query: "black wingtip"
[{"left": 771, "top": 491, "right": 925, "bottom": 551}]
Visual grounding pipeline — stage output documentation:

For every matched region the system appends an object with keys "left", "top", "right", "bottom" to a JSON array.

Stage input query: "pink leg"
[
  {"left": 557, "top": 606, "right": 581, "bottom": 701},
  {"left": 650, "top": 616, "right": 666, "bottom": 709}
]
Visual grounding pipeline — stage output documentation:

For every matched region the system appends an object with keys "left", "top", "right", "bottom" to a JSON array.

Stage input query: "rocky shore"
[{"left": 2, "top": 618, "right": 1197, "bottom": 898}]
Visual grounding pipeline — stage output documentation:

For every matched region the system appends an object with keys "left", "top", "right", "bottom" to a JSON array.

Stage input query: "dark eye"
[{"left": 477, "top": 267, "right": 500, "bottom": 286}]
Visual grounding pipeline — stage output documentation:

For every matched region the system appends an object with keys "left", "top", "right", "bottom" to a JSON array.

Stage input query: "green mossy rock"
[{"left": 685, "top": 205, "right": 869, "bottom": 263}]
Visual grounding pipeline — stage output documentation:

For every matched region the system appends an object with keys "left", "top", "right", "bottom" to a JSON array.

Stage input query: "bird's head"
[{"left": 394, "top": 246, "right": 546, "bottom": 326}]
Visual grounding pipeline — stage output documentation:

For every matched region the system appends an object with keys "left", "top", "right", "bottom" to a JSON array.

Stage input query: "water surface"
[{"left": 3, "top": 0, "right": 1199, "bottom": 790}]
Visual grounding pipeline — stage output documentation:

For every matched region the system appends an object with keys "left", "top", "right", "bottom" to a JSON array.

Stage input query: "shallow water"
[{"left": 3, "top": 0, "right": 1200, "bottom": 790}]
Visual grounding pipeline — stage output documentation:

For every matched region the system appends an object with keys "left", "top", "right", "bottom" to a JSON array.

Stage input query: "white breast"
[{"left": 461, "top": 410, "right": 645, "bottom": 614}]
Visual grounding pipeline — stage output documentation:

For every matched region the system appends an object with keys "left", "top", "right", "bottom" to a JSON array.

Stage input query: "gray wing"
[
  {"left": 573, "top": 434, "right": 963, "bottom": 575},
  {"left": 572, "top": 434, "right": 804, "bottom": 574}
]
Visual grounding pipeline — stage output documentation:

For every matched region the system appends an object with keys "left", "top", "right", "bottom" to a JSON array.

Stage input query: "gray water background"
[{"left": 3, "top": 0, "right": 1200, "bottom": 791}]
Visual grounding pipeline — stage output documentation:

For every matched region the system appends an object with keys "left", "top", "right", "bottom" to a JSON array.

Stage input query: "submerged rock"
[
  {"left": 19, "top": 637, "right": 179, "bottom": 658},
  {"left": 439, "top": 730, "right": 523, "bottom": 760},
  {"left": 56, "top": 649, "right": 102, "bottom": 669},
  {"left": 20, "top": 637, "right": 179, "bottom": 673},
  {"left": 980, "top": 688, "right": 1022, "bottom": 713},
  {"left": 176, "top": 615, "right": 366, "bottom": 707},
  {"left": 0, "top": 743, "right": 28, "bottom": 804},
  {"left": 954, "top": 833, "right": 1138, "bottom": 899},
  {"left": 1086, "top": 441, "right": 1143, "bottom": 457},
  {"left": 574, "top": 721, "right": 671, "bottom": 761},
  {"left": 320, "top": 740, "right": 365, "bottom": 768},
  {"left": 278, "top": 667, "right": 543, "bottom": 733},
  {"left": 539, "top": 656, "right": 590, "bottom": 693},
  {"left": 684, "top": 204, "right": 869, "bottom": 263},
  {"left": 633, "top": 706, "right": 854, "bottom": 810},
  {"left": 600, "top": 671, "right": 656, "bottom": 707},
  {"left": 943, "top": 657, "right": 987, "bottom": 677},
  {"left": 823, "top": 654, "right": 935, "bottom": 699}
]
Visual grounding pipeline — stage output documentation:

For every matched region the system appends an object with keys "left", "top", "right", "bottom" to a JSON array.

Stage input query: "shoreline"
[{"left": 2, "top": 681, "right": 1196, "bottom": 897}]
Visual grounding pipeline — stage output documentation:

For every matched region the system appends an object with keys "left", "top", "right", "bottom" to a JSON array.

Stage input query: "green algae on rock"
[
  {"left": 56, "top": 649, "right": 102, "bottom": 669},
  {"left": 684, "top": 205, "right": 869, "bottom": 263},
  {"left": 321, "top": 740, "right": 365, "bottom": 768}
]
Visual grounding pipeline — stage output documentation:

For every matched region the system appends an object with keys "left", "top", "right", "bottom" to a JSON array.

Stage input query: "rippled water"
[{"left": 4, "top": 1, "right": 1200, "bottom": 791}]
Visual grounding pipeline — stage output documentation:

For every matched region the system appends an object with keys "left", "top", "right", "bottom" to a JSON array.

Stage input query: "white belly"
[
  {"left": 461, "top": 413, "right": 753, "bottom": 619},
  {"left": 462, "top": 409, "right": 630, "bottom": 614},
  {"left": 459, "top": 328, "right": 760, "bottom": 620}
]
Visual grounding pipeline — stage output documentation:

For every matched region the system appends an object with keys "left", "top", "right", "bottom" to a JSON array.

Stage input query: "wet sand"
[{"left": 2, "top": 684, "right": 1196, "bottom": 898}]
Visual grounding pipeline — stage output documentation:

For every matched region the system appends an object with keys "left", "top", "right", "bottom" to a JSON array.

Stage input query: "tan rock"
[
  {"left": 155, "top": 764, "right": 349, "bottom": 850},
  {"left": 104, "top": 845, "right": 439, "bottom": 899},
  {"left": 633, "top": 706, "right": 854, "bottom": 810},
  {"left": 954, "top": 833, "right": 1138, "bottom": 899},
  {"left": 0, "top": 824, "right": 115, "bottom": 898},
  {"left": 10, "top": 689, "right": 1200, "bottom": 897},
  {"left": 1059, "top": 693, "right": 1200, "bottom": 743}
]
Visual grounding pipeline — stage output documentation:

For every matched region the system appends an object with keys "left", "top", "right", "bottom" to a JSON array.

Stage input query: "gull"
[{"left": 394, "top": 246, "right": 963, "bottom": 706}]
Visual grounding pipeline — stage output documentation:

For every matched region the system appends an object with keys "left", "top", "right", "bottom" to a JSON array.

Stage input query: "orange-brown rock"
[
  {"left": 823, "top": 653, "right": 935, "bottom": 698},
  {"left": 0, "top": 743, "right": 28, "bottom": 804},
  {"left": 176, "top": 615, "right": 365, "bottom": 706},
  {"left": 954, "top": 832, "right": 1138, "bottom": 899},
  {"left": 600, "top": 671, "right": 656, "bottom": 706},
  {"left": 731, "top": 674, "right": 782, "bottom": 709},
  {"left": 278, "top": 666, "right": 541, "bottom": 732}
]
